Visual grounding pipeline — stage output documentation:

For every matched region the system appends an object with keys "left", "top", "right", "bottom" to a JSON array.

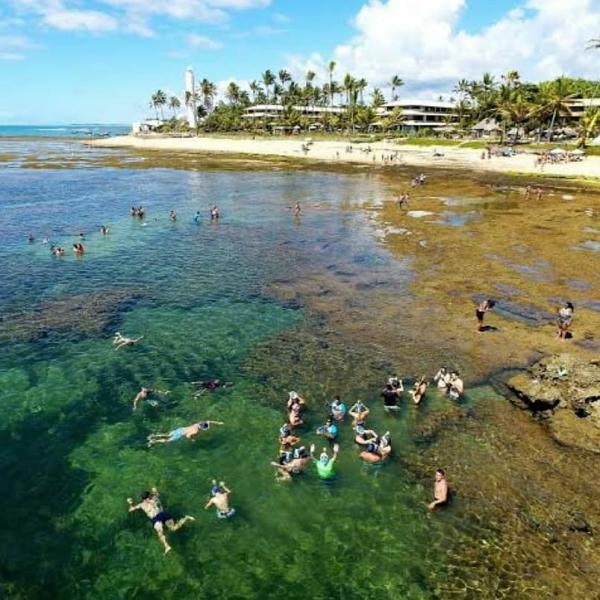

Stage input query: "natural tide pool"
[{"left": 2, "top": 143, "right": 600, "bottom": 599}]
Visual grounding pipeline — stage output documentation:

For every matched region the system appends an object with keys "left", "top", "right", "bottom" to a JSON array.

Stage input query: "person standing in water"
[
  {"left": 193, "top": 211, "right": 201, "bottom": 224},
  {"left": 204, "top": 481, "right": 235, "bottom": 518},
  {"left": 293, "top": 202, "right": 301, "bottom": 217},
  {"left": 310, "top": 443, "right": 339, "bottom": 480},
  {"left": 210, "top": 205, "right": 220, "bottom": 221},
  {"left": 557, "top": 302, "right": 574, "bottom": 340},
  {"left": 476, "top": 299, "right": 496, "bottom": 332},
  {"left": 410, "top": 377, "right": 428, "bottom": 406},
  {"left": 448, "top": 372, "right": 464, "bottom": 401},
  {"left": 428, "top": 469, "right": 449, "bottom": 510},
  {"left": 169, "top": 210, "right": 177, "bottom": 222},
  {"left": 127, "top": 487, "right": 194, "bottom": 554}
]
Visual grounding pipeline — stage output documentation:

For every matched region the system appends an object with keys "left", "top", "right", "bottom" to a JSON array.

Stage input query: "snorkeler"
[
  {"left": 349, "top": 400, "right": 370, "bottom": 425},
  {"left": 204, "top": 481, "right": 235, "bottom": 518},
  {"left": 112, "top": 332, "right": 144, "bottom": 350},
  {"left": 354, "top": 421, "right": 378, "bottom": 446},
  {"left": 476, "top": 298, "right": 496, "bottom": 332},
  {"left": 191, "top": 379, "right": 232, "bottom": 397},
  {"left": 279, "top": 423, "right": 300, "bottom": 447},
  {"left": 316, "top": 416, "right": 338, "bottom": 441},
  {"left": 360, "top": 431, "right": 392, "bottom": 464},
  {"left": 330, "top": 396, "right": 347, "bottom": 421},
  {"left": 271, "top": 446, "right": 311, "bottom": 481},
  {"left": 310, "top": 443, "right": 339, "bottom": 480},
  {"left": 127, "top": 487, "right": 195, "bottom": 554},
  {"left": 147, "top": 420, "right": 224, "bottom": 446},
  {"left": 382, "top": 383, "right": 402, "bottom": 412},
  {"left": 409, "top": 377, "right": 428, "bottom": 406},
  {"left": 132, "top": 387, "right": 171, "bottom": 411},
  {"left": 428, "top": 469, "right": 449, "bottom": 510}
]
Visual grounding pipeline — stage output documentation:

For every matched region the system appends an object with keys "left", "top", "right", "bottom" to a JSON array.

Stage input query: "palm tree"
[
  {"left": 577, "top": 106, "right": 600, "bottom": 147},
  {"left": 278, "top": 69, "right": 291, "bottom": 89},
  {"left": 342, "top": 74, "right": 356, "bottom": 131},
  {"left": 225, "top": 82, "right": 241, "bottom": 105},
  {"left": 168, "top": 95, "right": 181, "bottom": 117},
  {"left": 151, "top": 90, "right": 167, "bottom": 120},
  {"left": 305, "top": 70, "right": 316, "bottom": 87},
  {"left": 370, "top": 87, "right": 385, "bottom": 108},
  {"left": 453, "top": 79, "right": 470, "bottom": 100},
  {"left": 327, "top": 60, "right": 336, "bottom": 106},
  {"left": 249, "top": 80, "right": 261, "bottom": 104},
  {"left": 390, "top": 75, "right": 404, "bottom": 101},
  {"left": 356, "top": 78, "right": 368, "bottom": 105},
  {"left": 199, "top": 79, "right": 217, "bottom": 112},
  {"left": 539, "top": 77, "right": 576, "bottom": 141},
  {"left": 262, "top": 70, "right": 275, "bottom": 102},
  {"left": 272, "top": 82, "right": 284, "bottom": 104}
]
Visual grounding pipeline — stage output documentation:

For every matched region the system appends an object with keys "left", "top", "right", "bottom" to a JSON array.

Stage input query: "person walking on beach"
[
  {"left": 147, "top": 420, "right": 224, "bottom": 446},
  {"left": 557, "top": 302, "right": 574, "bottom": 340},
  {"left": 127, "top": 487, "right": 194, "bottom": 554},
  {"left": 428, "top": 469, "right": 449, "bottom": 510},
  {"left": 475, "top": 299, "right": 496, "bottom": 332},
  {"left": 205, "top": 481, "right": 235, "bottom": 518}
]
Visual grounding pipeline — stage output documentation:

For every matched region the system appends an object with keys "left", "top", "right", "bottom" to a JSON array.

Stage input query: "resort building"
[
  {"left": 564, "top": 98, "right": 600, "bottom": 121},
  {"left": 378, "top": 99, "right": 458, "bottom": 132},
  {"left": 243, "top": 104, "right": 345, "bottom": 129}
]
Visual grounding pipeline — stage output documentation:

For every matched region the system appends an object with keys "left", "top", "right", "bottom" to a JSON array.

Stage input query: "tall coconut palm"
[
  {"left": 262, "top": 70, "right": 275, "bottom": 102},
  {"left": 168, "top": 95, "right": 181, "bottom": 118},
  {"left": 225, "top": 82, "right": 241, "bottom": 105},
  {"left": 249, "top": 80, "right": 261, "bottom": 104},
  {"left": 370, "top": 87, "right": 385, "bottom": 108},
  {"left": 453, "top": 79, "right": 470, "bottom": 100},
  {"left": 151, "top": 89, "right": 167, "bottom": 120},
  {"left": 199, "top": 79, "right": 217, "bottom": 112},
  {"left": 278, "top": 69, "right": 291, "bottom": 89},
  {"left": 390, "top": 75, "right": 404, "bottom": 101},
  {"left": 356, "top": 78, "right": 368, "bottom": 105},
  {"left": 539, "top": 77, "right": 576, "bottom": 141},
  {"left": 327, "top": 60, "right": 336, "bottom": 106},
  {"left": 305, "top": 70, "right": 316, "bottom": 88},
  {"left": 577, "top": 106, "right": 600, "bottom": 147}
]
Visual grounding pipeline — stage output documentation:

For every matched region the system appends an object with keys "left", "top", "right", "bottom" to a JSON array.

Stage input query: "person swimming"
[
  {"left": 147, "top": 420, "right": 224, "bottom": 446},
  {"left": 132, "top": 386, "right": 171, "bottom": 411},
  {"left": 205, "top": 481, "right": 235, "bottom": 518},
  {"left": 127, "top": 486, "right": 194, "bottom": 554},
  {"left": 112, "top": 332, "right": 144, "bottom": 350}
]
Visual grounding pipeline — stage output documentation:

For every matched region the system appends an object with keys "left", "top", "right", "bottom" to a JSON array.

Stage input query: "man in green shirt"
[{"left": 310, "top": 443, "right": 339, "bottom": 480}]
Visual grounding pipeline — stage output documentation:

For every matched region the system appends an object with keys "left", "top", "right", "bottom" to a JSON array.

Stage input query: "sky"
[{"left": 1, "top": 0, "right": 600, "bottom": 124}]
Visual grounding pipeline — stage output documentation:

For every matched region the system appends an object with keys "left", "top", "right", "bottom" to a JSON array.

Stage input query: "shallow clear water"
[{"left": 1, "top": 152, "right": 475, "bottom": 599}]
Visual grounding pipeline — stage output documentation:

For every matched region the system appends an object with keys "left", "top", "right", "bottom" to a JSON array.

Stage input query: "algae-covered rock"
[{"left": 508, "top": 354, "right": 600, "bottom": 452}]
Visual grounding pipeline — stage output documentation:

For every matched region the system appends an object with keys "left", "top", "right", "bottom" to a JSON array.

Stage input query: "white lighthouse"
[{"left": 185, "top": 67, "right": 197, "bottom": 128}]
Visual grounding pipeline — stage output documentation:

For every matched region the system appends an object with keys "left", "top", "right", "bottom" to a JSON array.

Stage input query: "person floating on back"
[
  {"left": 112, "top": 332, "right": 144, "bottom": 350},
  {"left": 127, "top": 487, "right": 194, "bottom": 554}
]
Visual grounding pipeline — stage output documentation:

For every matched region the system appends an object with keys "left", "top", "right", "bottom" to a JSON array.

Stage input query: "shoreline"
[{"left": 90, "top": 134, "right": 600, "bottom": 181}]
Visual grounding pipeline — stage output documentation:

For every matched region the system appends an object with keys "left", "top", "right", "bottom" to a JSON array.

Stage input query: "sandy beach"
[{"left": 92, "top": 134, "right": 600, "bottom": 180}]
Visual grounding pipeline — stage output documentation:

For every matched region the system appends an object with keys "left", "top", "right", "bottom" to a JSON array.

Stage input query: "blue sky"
[{"left": 1, "top": 0, "right": 598, "bottom": 124}]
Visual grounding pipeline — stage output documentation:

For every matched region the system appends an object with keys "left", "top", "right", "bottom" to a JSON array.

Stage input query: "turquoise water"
[
  {"left": 0, "top": 124, "right": 129, "bottom": 138},
  {"left": 0, "top": 148, "right": 503, "bottom": 599}
]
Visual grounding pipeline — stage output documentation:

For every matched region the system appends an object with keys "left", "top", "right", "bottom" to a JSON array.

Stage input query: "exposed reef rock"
[{"left": 508, "top": 354, "right": 600, "bottom": 453}]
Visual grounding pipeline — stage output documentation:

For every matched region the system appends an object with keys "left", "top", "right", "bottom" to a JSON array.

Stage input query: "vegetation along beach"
[{"left": 2, "top": 1, "right": 600, "bottom": 599}]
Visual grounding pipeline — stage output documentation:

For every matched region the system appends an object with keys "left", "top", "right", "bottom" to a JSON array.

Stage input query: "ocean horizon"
[{"left": 0, "top": 124, "right": 130, "bottom": 138}]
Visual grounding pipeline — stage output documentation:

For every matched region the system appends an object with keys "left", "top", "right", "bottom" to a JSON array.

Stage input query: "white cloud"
[
  {"left": 10, "top": 0, "right": 271, "bottom": 34},
  {"left": 291, "top": 0, "right": 600, "bottom": 98},
  {"left": 187, "top": 33, "right": 223, "bottom": 49},
  {"left": 0, "top": 32, "right": 37, "bottom": 60}
]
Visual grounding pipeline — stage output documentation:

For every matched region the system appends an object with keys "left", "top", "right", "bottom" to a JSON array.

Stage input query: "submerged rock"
[
  {"left": 507, "top": 354, "right": 600, "bottom": 453},
  {"left": 0, "top": 289, "right": 140, "bottom": 343}
]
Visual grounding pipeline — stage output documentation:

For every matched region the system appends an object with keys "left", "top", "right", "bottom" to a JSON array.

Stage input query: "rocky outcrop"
[{"left": 507, "top": 354, "right": 600, "bottom": 453}]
